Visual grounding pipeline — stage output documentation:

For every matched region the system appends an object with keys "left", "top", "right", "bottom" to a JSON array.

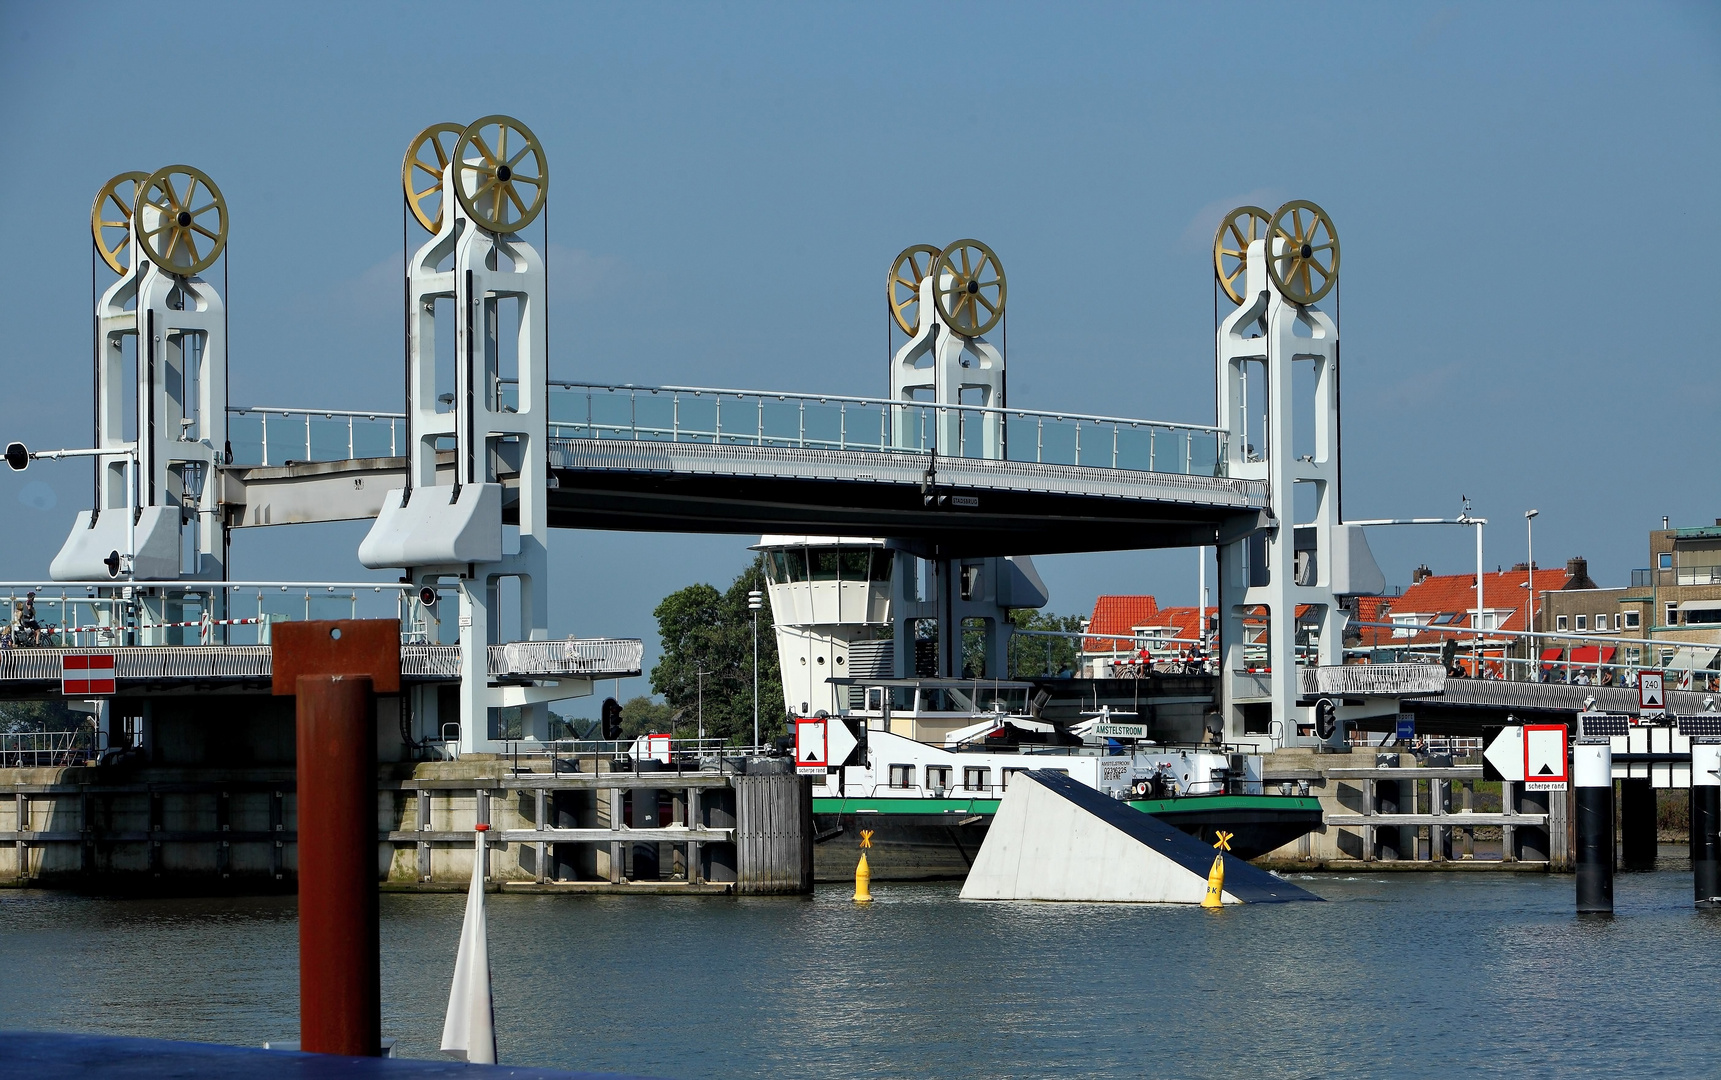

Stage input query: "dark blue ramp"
[{"left": 1026, "top": 771, "right": 1321, "bottom": 904}]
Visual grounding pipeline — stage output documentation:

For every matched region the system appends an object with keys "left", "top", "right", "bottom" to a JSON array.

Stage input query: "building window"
[
  {"left": 888, "top": 764, "right": 915, "bottom": 789},
  {"left": 1595, "top": 614, "right": 1608, "bottom": 632},
  {"left": 926, "top": 765, "right": 951, "bottom": 791},
  {"left": 1689, "top": 608, "right": 1721, "bottom": 626},
  {"left": 1660, "top": 552, "right": 1673, "bottom": 570},
  {"left": 1668, "top": 602, "right": 1680, "bottom": 627},
  {"left": 962, "top": 766, "right": 989, "bottom": 791},
  {"left": 1575, "top": 615, "right": 1587, "bottom": 631},
  {"left": 1626, "top": 646, "right": 1641, "bottom": 664},
  {"left": 1624, "top": 610, "right": 1641, "bottom": 630},
  {"left": 1001, "top": 767, "right": 1028, "bottom": 790},
  {"left": 1556, "top": 615, "right": 1568, "bottom": 631}
]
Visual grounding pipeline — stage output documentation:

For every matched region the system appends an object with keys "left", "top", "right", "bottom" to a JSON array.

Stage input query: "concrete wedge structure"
[{"left": 959, "top": 771, "right": 1321, "bottom": 904}]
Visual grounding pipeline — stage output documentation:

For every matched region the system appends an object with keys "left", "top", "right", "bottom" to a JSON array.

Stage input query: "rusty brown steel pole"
[{"left": 295, "top": 673, "right": 379, "bottom": 1056}]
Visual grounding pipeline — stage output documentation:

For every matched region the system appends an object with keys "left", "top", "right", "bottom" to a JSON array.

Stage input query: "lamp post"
[
  {"left": 747, "top": 589, "right": 763, "bottom": 749},
  {"left": 696, "top": 668, "right": 711, "bottom": 744},
  {"left": 1525, "top": 509, "right": 1539, "bottom": 682},
  {"left": 1458, "top": 497, "right": 1487, "bottom": 676}
]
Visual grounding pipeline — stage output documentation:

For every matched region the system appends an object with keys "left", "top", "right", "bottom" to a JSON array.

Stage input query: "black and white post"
[
  {"left": 1574, "top": 737, "right": 1614, "bottom": 914},
  {"left": 1692, "top": 739, "right": 1721, "bottom": 909}
]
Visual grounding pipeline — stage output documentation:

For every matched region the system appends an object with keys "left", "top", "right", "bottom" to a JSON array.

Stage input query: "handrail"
[{"left": 545, "top": 380, "right": 1227, "bottom": 435}]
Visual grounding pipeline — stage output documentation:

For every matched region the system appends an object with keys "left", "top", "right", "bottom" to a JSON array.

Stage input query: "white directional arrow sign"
[
  {"left": 825, "top": 716, "right": 859, "bottom": 770},
  {"left": 1483, "top": 725, "right": 1525, "bottom": 783}
]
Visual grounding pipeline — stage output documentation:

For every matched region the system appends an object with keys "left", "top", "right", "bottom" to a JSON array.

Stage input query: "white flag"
[{"left": 441, "top": 828, "right": 497, "bottom": 1064}]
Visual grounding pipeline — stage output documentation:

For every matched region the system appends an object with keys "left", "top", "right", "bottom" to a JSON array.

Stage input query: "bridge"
[
  {"left": 220, "top": 383, "right": 1262, "bottom": 555},
  {"left": 11, "top": 118, "right": 1666, "bottom": 760}
]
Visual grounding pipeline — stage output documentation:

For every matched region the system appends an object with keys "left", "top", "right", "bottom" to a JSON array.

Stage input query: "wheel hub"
[
  {"left": 176, "top": 211, "right": 191, "bottom": 227},
  {"left": 1299, "top": 242, "right": 1312, "bottom": 259},
  {"left": 966, "top": 280, "right": 978, "bottom": 294},
  {"left": 496, "top": 165, "right": 512, "bottom": 182}
]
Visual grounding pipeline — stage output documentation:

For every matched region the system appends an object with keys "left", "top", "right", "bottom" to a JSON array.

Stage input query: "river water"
[{"left": 3, "top": 858, "right": 1719, "bottom": 1079}]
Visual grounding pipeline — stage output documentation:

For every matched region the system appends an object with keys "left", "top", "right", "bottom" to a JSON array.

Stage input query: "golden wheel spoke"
[
  {"left": 1263, "top": 200, "right": 1339, "bottom": 305},
  {"left": 451, "top": 116, "right": 547, "bottom": 233},
  {"left": 130, "top": 165, "right": 226, "bottom": 276},
  {"left": 1213, "top": 206, "right": 1272, "bottom": 304},
  {"left": 932, "top": 240, "right": 1006, "bottom": 337}
]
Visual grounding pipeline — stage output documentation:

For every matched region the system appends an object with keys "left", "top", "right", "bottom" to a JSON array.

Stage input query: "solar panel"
[
  {"left": 1677, "top": 715, "right": 1721, "bottom": 737},
  {"left": 1579, "top": 714, "right": 1630, "bottom": 738}
]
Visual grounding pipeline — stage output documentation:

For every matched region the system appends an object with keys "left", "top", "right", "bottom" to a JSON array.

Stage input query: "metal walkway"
[{"left": 220, "top": 383, "right": 1267, "bottom": 555}]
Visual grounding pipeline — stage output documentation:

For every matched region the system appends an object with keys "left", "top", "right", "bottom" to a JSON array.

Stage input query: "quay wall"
[
  {"left": 1256, "top": 748, "right": 1570, "bottom": 872},
  {"left": 1, "top": 735, "right": 812, "bottom": 895}
]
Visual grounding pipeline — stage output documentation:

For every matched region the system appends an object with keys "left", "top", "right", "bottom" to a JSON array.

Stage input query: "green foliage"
[
  {"left": 618, "top": 696, "right": 678, "bottom": 739},
  {"left": 0, "top": 699, "right": 87, "bottom": 735},
  {"left": 1008, "top": 609, "right": 1086, "bottom": 678},
  {"left": 649, "top": 554, "right": 783, "bottom": 745}
]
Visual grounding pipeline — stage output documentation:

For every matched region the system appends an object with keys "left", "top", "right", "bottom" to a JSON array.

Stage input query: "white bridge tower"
[
  {"left": 360, "top": 116, "right": 574, "bottom": 755},
  {"left": 1212, "top": 202, "right": 1384, "bottom": 750},
  {"left": 51, "top": 167, "right": 233, "bottom": 639}
]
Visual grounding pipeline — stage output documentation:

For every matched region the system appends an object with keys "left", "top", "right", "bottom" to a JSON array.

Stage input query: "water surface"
[{"left": 2, "top": 862, "right": 1716, "bottom": 1078}]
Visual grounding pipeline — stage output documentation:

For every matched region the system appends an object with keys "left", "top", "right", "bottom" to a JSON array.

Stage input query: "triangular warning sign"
[
  {"left": 1644, "top": 690, "right": 1662, "bottom": 705},
  {"left": 1537, "top": 763, "right": 1554, "bottom": 775},
  {"left": 806, "top": 743, "right": 822, "bottom": 761}
]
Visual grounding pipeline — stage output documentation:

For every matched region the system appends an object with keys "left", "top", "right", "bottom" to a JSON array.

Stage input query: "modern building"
[{"left": 1540, "top": 522, "right": 1721, "bottom": 684}]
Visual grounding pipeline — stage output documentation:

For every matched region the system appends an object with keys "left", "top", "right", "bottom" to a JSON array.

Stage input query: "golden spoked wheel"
[
  {"left": 1267, "top": 200, "right": 1340, "bottom": 305},
  {"left": 453, "top": 115, "right": 548, "bottom": 234},
  {"left": 91, "top": 171, "right": 151, "bottom": 274},
  {"left": 403, "top": 122, "right": 465, "bottom": 232},
  {"left": 933, "top": 239, "right": 1007, "bottom": 338},
  {"left": 888, "top": 244, "right": 942, "bottom": 335},
  {"left": 1213, "top": 205, "right": 1271, "bottom": 304},
  {"left": 133, "top": 165, "right": 228, "bottom": 277}
]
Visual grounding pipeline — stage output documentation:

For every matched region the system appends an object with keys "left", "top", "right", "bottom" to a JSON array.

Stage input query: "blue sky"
[{"left": 2, "top": 3, "right": 1717, "bottom": 712}]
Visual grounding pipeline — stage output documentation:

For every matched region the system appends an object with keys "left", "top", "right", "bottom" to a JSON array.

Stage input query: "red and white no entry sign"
[{"left": 61, "top": 654, "right": 116, "bottom": 696}]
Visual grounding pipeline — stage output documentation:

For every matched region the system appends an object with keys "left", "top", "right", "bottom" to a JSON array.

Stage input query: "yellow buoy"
[
  {"left": 853, "top": 828, "right": 874, "bottom": 903},
  {"left": 1201, "top": 853, "right": 1226, "bottom": 909}
]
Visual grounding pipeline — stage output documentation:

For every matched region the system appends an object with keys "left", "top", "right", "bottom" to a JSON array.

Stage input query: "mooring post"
[
  {"left": 295, "top": 674, "right": 380, "bottom": 1056},
  {"left": 1574, "top": 738, "right": 1614, "bottom": 915},
  {"left": 272, "top": 619, "right": 401, "bottom": 1057},
  {"left": 1692, "top": 741, "right": 1721, "bottom": 908}
]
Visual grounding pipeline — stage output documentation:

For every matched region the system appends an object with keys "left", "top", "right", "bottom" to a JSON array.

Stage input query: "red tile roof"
[
  {"left": 1083, "top": 595, "right": 1160, "bottom": 651},
  {"left": 1374, "top": 566, "right": 1573, "bottom": 645}
]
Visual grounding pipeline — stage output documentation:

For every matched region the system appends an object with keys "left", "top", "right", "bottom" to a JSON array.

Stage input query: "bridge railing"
[
  {"left": 226, "top": 384, "right": 1229, "bottom": 478},
  {"left": 1299, "top": 663, "right": 1447, "bottom": 696},
  {"left": 227, "top": 407, "right": 403, "bottom": 467},
  {"left": 541, "top": 382, "right": 1228, "bottom": 478}
]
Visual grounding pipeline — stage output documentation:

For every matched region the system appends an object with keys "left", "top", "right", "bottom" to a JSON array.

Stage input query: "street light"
[
  {"left": 748, "top": 589, "right": 764, "bottom": 750},
  {"left": 695, "top": 668, "right": 712, "bottom": 743},
  {"left": 1525, "top": 509, "right": 1539, "bottom": 681}
]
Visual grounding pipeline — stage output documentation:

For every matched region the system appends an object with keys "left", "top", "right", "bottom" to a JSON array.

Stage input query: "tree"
[
  {"left": 618, "top": 696, "right": 678, "bottom": 739},
  {"left": 1008, "top": 609, "right": 1086, "bottom": 678},
  {"left": 649, "top": 555, "right": 784, "bottom": 745},
  {"left": 0, "top": 699, "right": 86, "bottom": 735}
]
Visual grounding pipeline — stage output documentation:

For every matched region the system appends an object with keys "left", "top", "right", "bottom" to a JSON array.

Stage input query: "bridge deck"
[
  {"left": 545, "top": 438, "right": 1266, "bottom": 555},
  {"left": 0, "top": 640, "right": 642, "bottom": 695}
]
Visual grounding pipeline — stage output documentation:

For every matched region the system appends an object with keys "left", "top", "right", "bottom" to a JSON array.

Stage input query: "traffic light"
[{"left": 601, "top": 697, "right": 623, "bottom": 741}]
